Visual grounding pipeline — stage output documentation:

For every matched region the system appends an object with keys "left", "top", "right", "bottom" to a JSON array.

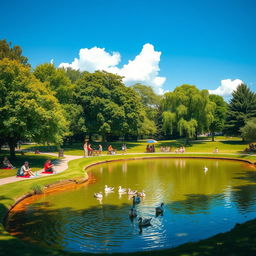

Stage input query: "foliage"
[
  {"left": 240, "top": 118, "right": 256, "bottom": 141},
  {"left": 74, "top": 71, "right": 145, "bottom": 140},
  {"left": 34, "top": 64, "right": 86, "bottom": 141},
  {"left": 209, "top": 94, "right": 228, "bottom": 141},
  {"left": 225, "top": 84, "right": 256, "bottom": 136},
  {"left": 0, "top": 39, "right": 29, "bottom": 66},
  {"left": 132, "top": 83, "right": 161, "bottom": 136},
  {"left": 30, "top": 183, "right": 44, "bottom": 194},
  {"left": 0, "top": 59, "right": 68, "bottom": 157},
  {"left": 161, "top": 84, "right": 214, "bottom": 140}
]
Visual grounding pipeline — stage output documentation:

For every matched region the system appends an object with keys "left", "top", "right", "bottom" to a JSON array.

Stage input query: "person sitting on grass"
[
  {"left": 2, "top": 156, "right": 15, "bottom": 169},
  {"left": 44, "top": 159, "right": 54, "bottom": 173},
  {"left": 17, "top": 161, "right": 35, "bottom": 177}
]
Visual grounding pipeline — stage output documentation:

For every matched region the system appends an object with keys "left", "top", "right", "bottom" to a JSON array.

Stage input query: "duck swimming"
[
  {"left": 118, "top": 186, "right": 126, "bottom": 193},
  {"left": 137, "top": 190, "right": 146, "bottom": 197},
  {"left": 104, "top": 185, "right": 114, "bottom": 193},
  {"left": 94, "top": 192, "right": 103, "bottom": 198},
  {"left": 155, "top": 203, "right": 164, "bottom": 214},
  {"left": 128, "top": 188, "right": 137, "bottom": 195},
  {"left": 133, "top": 195, "right": 141, "bottom": 204},
  {"left": 138, "top": 217, "right": 152, "bottom": 227},
  {"left": 129, "top": 207, "right": 137, "bottom": 218}
]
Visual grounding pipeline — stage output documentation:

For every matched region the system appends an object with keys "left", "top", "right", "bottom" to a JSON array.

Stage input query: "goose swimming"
[
  {"left": 138, "top": 217, "right": 152, "bottom": 227},
  {"left": 155, "top": 203, "right": 164, "bottom": 214}
]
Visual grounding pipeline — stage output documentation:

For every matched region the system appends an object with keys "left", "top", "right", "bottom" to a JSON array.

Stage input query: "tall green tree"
[
  {"left": 132, "top": 84, "right": 161, "bottom": 137},
  {"left": 225, "top": 84, "right": 256, "bottom": 136},
  {"left": 209, "top": 94, "right": 228, "bottom": 141},
  {"left": 0, "top": 39, "right": 29, "bottom": 66},
  {"left": 240, "top": 118, "right": 256, "bottom": 141},
  {"left": 0, "top": 59, "right": 67, "bottom": 157},
  {"left": 34, "top": 64, "right": 86, "bottom": 141},
  {"left": 161, "top": 84, "right": 214, "bottom": 141},
  {"left": 75, "top": 71, "right": 144, "bottom": 141}
]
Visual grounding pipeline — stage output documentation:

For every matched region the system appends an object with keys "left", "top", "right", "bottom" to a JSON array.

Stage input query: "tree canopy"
[
  {"left": 0, "top": 39, "right": 29, "bottom": 66},
  {"left": 0, "top": 58, "right": 67, "bottom": 157},
  {"left": 161, "top": 84, "right": 214, "bottom": 140},
  {"left": 240, "top": 118, "right": 256, "bottom": 141},
  {"left": 225, "top": 84, "right": 256, "bottom": 136},
  {"left": 74, "top": 71, "right": 145, "bottom": 141},
  {"left": 209, "top": 94, "right": 228, "bottom": 141}
]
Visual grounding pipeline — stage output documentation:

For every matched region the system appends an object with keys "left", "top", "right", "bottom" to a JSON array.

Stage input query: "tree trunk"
[
  {"left": 212, "top": 132, "right": 215, "bottom": 142},
  {"left": 8, "top": 139, "right": 17, "bottom": 159}
]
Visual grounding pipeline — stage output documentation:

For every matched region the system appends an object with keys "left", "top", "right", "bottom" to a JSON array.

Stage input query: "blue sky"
[{"left": 1, "top": 0, "right": 256, "bottom": 96}]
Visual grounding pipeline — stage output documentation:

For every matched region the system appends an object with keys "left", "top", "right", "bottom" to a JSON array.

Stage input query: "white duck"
[
  {"left": 129, "top": 207, "right": 137, "bottom": 218},
  {"left": 94, "top": 192, "right": 103, "bottom": 198},
  {"left": 137, "top": 190, "right": 146, "bottom": 197},
  {"left": 118, "top": 186, "right": 126, "bottom": 193},
  {"left": 138, "top": 217, "right": 152, "bottom": 227},
  {"left": 128, "top": 188, "right": 137, "bottom": 195},
  {"left": 155, "top": 203, "right": 164, "bottom": 214},
  {"left": 203, "top": 166, "right": 208, "bottom": 172},
  {"left": 104, "top": 185, "right": 114, "bottom": 193}
]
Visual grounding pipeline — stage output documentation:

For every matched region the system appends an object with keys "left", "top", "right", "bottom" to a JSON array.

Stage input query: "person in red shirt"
[
  {"left": 44, "top": 159, "right": 54, "bottom": 173},
  {"left": 87, "top": 144, "right": 93, "bottom": 156}
]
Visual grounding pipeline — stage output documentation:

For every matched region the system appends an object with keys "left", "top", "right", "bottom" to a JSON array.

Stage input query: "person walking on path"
[{"left": 83, "top": 140, "right": 88, "bottom": 157}]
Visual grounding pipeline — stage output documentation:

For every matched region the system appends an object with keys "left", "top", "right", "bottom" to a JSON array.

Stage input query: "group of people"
[
  {"left": 83, "top": 141, "right": 127, "bottom": 157},
  {"left": 159, "top": 146, "right": 171, "bottom": 152},
  {"left": 16, "top": 159, "right": 55, "bottom": 177},
  {"left": 244, "top": 143, "right": 256, "bottom": 153},
  {"left": 146, "top": 144, "right": 155, "bottom": 153},
  {"left": 83, "top": 141, "right": 103, "bottom": 157},
  {"left": 175, "top": 147, "right": 186, "bottom": 153},
  {"left": 0, "top": 156, "right": 55, "bottom": 178}
]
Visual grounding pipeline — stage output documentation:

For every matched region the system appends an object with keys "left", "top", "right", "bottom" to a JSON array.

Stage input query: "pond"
[{"left": 6, "top": 158, "right": 256, "bottom": 254}]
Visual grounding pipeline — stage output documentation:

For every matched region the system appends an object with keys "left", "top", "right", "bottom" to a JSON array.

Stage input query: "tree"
[
  {"left": 240, "top": 118, "right": 256, "bottom": 141},
  {"left": 209, "top": 94, "right": 228, "bottom": 141},
  {"left": 34, "top": 64, "right": 86, "bottom": 142},
  {"left": 0, "top": 59, "right": 67, "bottom": 157},
  {"left": 0, "top": 39, "right": 29, "bottom": 66},
  {"left": 161, "top": 84, "right": 214, "bottom": 141},
  {"left": 225, "top": 84, "right": 256, "bottom": 136},
  {"left": 132, "top": 83, "right": 161, "bottom": 137},
  {"left": 74, "top": 71, "right": 144, "bottom": 141}
]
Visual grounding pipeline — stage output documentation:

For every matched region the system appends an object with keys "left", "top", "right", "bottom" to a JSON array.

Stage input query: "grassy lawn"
[
  {"left": 19, "top": 136, "right": 255, "bottom": 156},
  {"left": 0, "top": 152, "right": 58, "bottom": 178},
  {"left": 0, "top": 152, "right": 256, "bottom": 255}
]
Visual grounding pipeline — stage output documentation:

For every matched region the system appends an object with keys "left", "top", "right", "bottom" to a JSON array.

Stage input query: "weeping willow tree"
[{"left": 161, "top": 84, "right": 214, "bottom": 142}]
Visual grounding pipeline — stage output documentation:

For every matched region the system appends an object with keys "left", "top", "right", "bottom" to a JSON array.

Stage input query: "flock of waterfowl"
[{"left": 94, "top": 185, "right": 164, "bottom": 228}]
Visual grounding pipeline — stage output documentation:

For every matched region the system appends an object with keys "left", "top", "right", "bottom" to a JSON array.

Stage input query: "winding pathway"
[{"left": 0, "top": 154, "right": 82, "bottom": 186}]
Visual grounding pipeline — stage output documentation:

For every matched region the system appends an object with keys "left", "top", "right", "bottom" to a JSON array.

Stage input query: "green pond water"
[{"left": 6, "top": 158, "right": 256, "bottom": 253}]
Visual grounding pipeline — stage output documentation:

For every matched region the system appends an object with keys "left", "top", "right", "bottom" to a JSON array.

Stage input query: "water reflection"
[{"left": 7, "top": 158, "right": 256, "bottom": 253}]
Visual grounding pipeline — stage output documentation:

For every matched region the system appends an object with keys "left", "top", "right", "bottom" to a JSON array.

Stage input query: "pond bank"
[{"left": 0, "top": 153, "right": 256, "bottom": 256}]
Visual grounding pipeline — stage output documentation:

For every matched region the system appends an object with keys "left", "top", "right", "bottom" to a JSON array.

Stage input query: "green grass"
[
  {"left": 19, "top": 136, "right": 256, "bottom": 156},
  {"left": 0, "top": 152, "right": 256, "bottom": 255},
  {"left": 0, "top": 152, "right": 58, "bottom": 178}
]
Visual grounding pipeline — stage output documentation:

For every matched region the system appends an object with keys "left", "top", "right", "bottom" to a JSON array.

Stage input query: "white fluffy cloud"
[
  {"left": 59, "top": 43, "right": 166, "bottom": 93},
  {"left": 209, "top": 79, "right": 243, "bottom": 97}
]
